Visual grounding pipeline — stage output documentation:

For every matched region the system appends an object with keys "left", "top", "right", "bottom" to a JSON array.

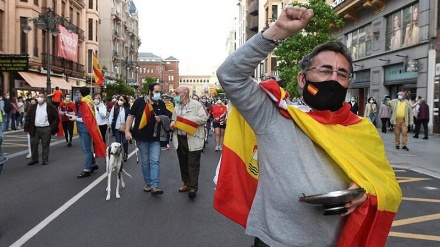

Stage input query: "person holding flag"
[
  {"left": 125, "top": 83, "right": 171, "bottom": 195},
  {"left": 169, "top": 86, "right": 207, "bottom": 199},
  {"left": 67, "top": 87, "right": 106, "bottom": 178},
  {"left": 215, "top": 5, "right": 401, "bottom": 247}
]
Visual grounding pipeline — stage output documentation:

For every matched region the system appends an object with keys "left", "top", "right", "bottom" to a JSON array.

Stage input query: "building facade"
[
  {"left": 330, "top": 0, "right": 438, "bottom": 133},
  {"left": 99, "top": 0, "right": 140, "bottom": 89},
  {"left": 179, "top": 74, "right": 219, "bottom": 97},
  {"left": 138, "top": 52, "right": 179, "bottom": 93},
  {"left": 0, "top": 0, "right": 89, "bottom": 98}
]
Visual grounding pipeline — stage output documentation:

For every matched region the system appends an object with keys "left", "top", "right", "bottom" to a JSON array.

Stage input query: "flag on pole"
[
  {"left": 93, "top": 53, "right": 104, "bottom": 86},
  {"left": 174, "top": 116, "right": 198, "bottom": 135},
  {"left": 139, "top": 102, "right": 153, "bottom": 129}
]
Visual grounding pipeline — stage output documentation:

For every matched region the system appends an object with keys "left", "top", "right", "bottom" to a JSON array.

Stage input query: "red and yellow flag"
[
  {"left": 174, "top": 116, "right": 198, "bottom": 135},
  {"left": 79, "top": 96, "right": 106, "bottom": 158},
  {"left": 93, "top": 53, "right": 104, "bottom": 86},
  {"left": 139, "top": 102, "right": 153, "bottom": 129},
  {"left": 214, "top": 79, "right": 402, "bottom": 246}
]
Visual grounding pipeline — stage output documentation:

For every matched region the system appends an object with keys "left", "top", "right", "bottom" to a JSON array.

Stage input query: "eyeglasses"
[{"left": 307, "top": 66, "right": 352, "bottom": 81}]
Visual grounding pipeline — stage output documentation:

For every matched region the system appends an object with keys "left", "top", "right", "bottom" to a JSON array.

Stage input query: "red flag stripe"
[{"left": 176, "top": 116, "right": 198, "bottom": 128}]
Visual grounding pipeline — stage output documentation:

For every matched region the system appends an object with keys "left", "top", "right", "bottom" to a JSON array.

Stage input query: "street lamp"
[{"left": 22, "top": 8, "right": 74, "bottom": 94}]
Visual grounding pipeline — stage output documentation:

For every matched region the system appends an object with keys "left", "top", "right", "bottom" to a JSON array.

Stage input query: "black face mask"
[{"left": 302, "top": 79, "right": 347, "bottom": 112}]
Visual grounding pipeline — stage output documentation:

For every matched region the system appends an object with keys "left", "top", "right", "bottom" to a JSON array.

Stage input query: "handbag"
[{"left": 119, "top": 123, "right": 126, "bottom": 132}]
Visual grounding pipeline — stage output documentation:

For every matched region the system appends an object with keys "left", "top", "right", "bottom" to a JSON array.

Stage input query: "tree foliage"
[
  {"left": 141, "top": 77, "right": 158, "bottom": 95},
  {"left": 104, "top": 76, "right": 135, "bottom": 101},
  {"left": 274, "top": 0, "right": 344, "bottom": 96}
]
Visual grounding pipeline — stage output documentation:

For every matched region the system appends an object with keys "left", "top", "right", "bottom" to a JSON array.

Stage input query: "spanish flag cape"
[
  {"left": 56, "top": 100, "right": 78, "bottom": 137},
  {"left": 139, "top": 101, "right": 153, "bottom": 130},
  {"left": 213, "top": 79, "right": 402, "bottom": 247},
  {"left": 78, "top": 96, "right": 106, "bottom": 158}
]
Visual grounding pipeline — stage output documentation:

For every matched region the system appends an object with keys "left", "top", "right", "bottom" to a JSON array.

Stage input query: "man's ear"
[{"left": 297, "top": 72, "right": 306, "bottom": 89}]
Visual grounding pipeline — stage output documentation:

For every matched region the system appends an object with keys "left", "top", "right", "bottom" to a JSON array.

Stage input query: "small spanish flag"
[
  {"left": 174, "top": 116, "right": 198, "bottom": 135},
  {"left": 93, "top": 53, "right": 104, "bottom": 86},
  {"left": 139, "top": 102, "right": 153, "bottom": 129},
  {"left": 307, "top": 83, "right": 318, "bottom": 96}
]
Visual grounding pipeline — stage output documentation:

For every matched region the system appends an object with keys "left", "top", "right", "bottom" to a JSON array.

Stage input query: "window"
[
  {"left": 95, "top": 20, "right": 98, "bottom": 41},
  {"left": 88, "top": 49, "right": 93, "bottom": 73},
  {"left": 20, "top": 0, "right": 28, "bottom": 2},
  {"left": 88, "top": 18, "right": 93, "bottom": 40},
  {"left": 33, "top": 28, "right": 38, "bottom": 57},
  {"left": 386, "top": 3, "right": 419, "bottom": 50},
  {"left": 345, "top": 24, "right": 372, "bottom": 60},
  {"left": 89, "top": 0, "right": 93, "bottom": 9},
  {"left": 0, "top": 10, "right": 3, "bottom": 51},
  {"left": 20, "top": 17, "right": 28, "bottom": 54},
  {"left": 34, "top": 0, "right": 38, "bottom": 6}
]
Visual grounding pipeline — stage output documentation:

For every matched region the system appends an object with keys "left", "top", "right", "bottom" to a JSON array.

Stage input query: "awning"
[{"left": 18, "top": 72, "right": 71, "bottom": 90}]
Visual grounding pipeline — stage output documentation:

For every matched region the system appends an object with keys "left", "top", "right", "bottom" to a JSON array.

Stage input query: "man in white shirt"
[{"left": 24, "top": 93, "right": 60, "bottom": 166}]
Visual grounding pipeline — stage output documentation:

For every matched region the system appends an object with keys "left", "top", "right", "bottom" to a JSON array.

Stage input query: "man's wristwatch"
[{"left": 261, "top": 31, "right": 284, "bottom": 46}]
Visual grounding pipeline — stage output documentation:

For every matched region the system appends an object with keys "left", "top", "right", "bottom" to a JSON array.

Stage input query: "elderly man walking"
[{"left": 390, "top": 91, "right": 413, "bottom": 151}]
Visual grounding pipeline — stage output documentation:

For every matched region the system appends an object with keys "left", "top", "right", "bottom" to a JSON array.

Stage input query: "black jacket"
[{"left": 24, "top": 103, "right": 60, "bottom": 136}]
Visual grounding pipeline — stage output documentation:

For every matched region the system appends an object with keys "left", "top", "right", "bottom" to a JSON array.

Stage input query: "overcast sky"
[{"left": 134, "top": 0, "right": 237, "bottom": 75}]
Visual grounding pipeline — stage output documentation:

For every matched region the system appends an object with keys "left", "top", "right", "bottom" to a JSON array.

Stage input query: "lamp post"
[{"left": 22, "top": 8, "right": 74, "bottom": 94}]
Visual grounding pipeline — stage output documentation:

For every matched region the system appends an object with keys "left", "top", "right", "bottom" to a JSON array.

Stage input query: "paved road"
[{"left": 0, "top": 129, "right": 439, "bottom": 246}]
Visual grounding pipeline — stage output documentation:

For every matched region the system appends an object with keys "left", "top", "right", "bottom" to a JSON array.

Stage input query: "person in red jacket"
[
  {"left": 209, "top": 99, "right": 227, "bottom": 151},
  {"left": 58, "top": 94, "right": 77, "bottom": 147}
]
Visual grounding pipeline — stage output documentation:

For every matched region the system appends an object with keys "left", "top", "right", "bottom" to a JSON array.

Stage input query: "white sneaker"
[
  {"left": 215, "top": 146, "right": 219, "bottom": 151},
  {"left": 219, "top": 146, "right": 223, "bottom": 151},
  {"left": 26, "top": 153, "right": 31, "bottom": 159}
]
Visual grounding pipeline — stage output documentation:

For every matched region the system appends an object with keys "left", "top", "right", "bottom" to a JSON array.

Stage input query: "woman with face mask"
[
  {"left": 108, "top": 95, "right": 130, "bottom": 161},
  {"left": 364, "top": 97, "right": 377, "bottom": 125},
  {"left": 93, "top": 94, "right": 107, "bottom": 143},
  {"left": 59, "top": 94, "right": 77, "bottom": 147}
]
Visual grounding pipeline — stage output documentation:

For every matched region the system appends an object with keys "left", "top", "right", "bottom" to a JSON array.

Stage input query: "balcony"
[
  {"left": 41, "top": 53, "right": 85, "bottom": 78},
  {"left": 73, "top": 0, "right": 85, "bottom": 8},
  {"left": 248, "top": 0, "right": 259, "bottom": 15}
]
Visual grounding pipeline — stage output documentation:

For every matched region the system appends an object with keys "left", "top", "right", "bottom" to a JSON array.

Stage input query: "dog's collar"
[{"left": 110, "top": 152, "right": 121, "bottom": 157}]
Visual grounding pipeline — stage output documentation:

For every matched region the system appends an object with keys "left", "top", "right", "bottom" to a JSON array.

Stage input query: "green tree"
[
  {"left": 213, "top": 88, "right": 225, "bottom": 99},
  {"left": 141, "top": 77, "right": 158, "bottom": 95},
  {"left": 274, "top": 0, "right": 344, "bottom": 96},
  {"left": 104, "top": 76, "right": 135, "bottom": 101}
]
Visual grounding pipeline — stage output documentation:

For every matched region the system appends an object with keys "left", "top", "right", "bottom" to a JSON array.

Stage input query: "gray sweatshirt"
[{"left": 217, "top": 32, "right": 350, "bottom": 247}]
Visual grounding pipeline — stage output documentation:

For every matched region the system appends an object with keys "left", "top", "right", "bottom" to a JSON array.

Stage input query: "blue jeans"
[
  {"left": 137, "top": 141, "right": 161, "bottom": 187},
  {"left": 79, "top": 131, "right": 96, "bottom": 172},
  {"left": 368, "top": 114, "right": 376, "bottom": 124},
  {"left": 0, "top": 122, "right": 7, "bottom": 174},
  {"left": 3, "top": 113, "right": 10, "bottom": 131},
  {"left": 114, "top": 130, "right": 128, "bottom": 155}
]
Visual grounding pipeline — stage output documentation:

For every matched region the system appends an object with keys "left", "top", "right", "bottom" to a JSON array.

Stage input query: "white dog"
[{"left": 106, "top": 142, "right": 132, "bottom": 201}]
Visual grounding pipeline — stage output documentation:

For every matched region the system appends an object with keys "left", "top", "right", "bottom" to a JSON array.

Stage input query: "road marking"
[
  {"left": 392, "top": 213, "right": 440, "bottom": 227},
  {"left": 5, "top": 137, "right": 79, "bottom": 159},
  {"left": 388, "top": 232, "right": 440, "bottom": 241},
  {"left": 402, "top": 197, "right": 440, "bottom": 203},
  {"left": 10, "top": 149, "right": 138, "bottom": 247},
  {"left": 397, "top": 176, "right": 431, "bottom": 183}
]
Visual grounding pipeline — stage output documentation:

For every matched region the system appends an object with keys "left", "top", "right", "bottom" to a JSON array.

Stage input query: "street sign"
[{"left": 0, "top": 55, "right": 29, "bottom": 72}]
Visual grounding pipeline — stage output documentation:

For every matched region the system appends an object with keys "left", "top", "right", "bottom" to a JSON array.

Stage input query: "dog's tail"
[{"left": 122, "top": 169, "right": 133, "bottom": 178}]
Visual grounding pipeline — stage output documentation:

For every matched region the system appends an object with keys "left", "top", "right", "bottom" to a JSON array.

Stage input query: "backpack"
[{"left": 3, "top": 100, "right": 12, "bottom": 113}]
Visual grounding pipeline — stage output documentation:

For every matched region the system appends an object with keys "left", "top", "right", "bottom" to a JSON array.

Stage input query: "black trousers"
[
  {"left": 176, "top": 135, "right": 202, "bottom": 191},
  {"left": 252, "top": 237, "right": 270, "bottom": 247},
  {"left": 414, "top": 119, "right": 429, "bottom": 138},
  {"left": 62, "top": 121, "right": 74, "bottom": 143}
]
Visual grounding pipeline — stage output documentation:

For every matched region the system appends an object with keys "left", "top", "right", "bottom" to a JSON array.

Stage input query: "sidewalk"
[{"left": 378, "top": 129, "right": 440, "bottom": 179}]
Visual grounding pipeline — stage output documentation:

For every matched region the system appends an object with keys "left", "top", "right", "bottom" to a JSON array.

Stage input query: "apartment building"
[
  {"left": 0, "top": 0, "right": 139, "bottom": 98},
  {"left": 138, "top": 52, "right": 179, "bottom": 93},
  {"left": 330, "top": 0, "right": 439, "bottom": 133},
  {"left": 99, "top": 0, "right": 140, "bottom": 88},
  {"left": 179, "top": 73, "right": 220, "bottom": 97}
]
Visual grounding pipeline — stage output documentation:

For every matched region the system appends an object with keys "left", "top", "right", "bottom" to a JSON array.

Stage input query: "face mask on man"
[
  {"left": 174, "top": 96, "right": 181, "bottom": 104},
  {"left": 302, "top": 78, "right": 347, "bottom": 112},
  {"left": 201, "top": 99, "right": 207, "bottom": 103},
  {"left": 37, "top": 97, "right": 44, "bottom": 104},
  {"left": 118, "top": 100, "right": 124, "bottom": 106},
  {"left": 151, "top": 92, "right": 161, "bottom": 101},
  {"left": 94, "top": 99, "right": 100, "bottom": 105},
  {"left": 65, "top": 97, "right": 71, "bottom": 102},
  {"left": 397, "top": 95, "right": 403, "bottom": 100}
]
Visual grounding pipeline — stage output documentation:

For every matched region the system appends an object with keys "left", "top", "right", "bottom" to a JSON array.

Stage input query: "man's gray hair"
[{"left": 299, "top": 41, "right": 353, "bottom": 74}]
